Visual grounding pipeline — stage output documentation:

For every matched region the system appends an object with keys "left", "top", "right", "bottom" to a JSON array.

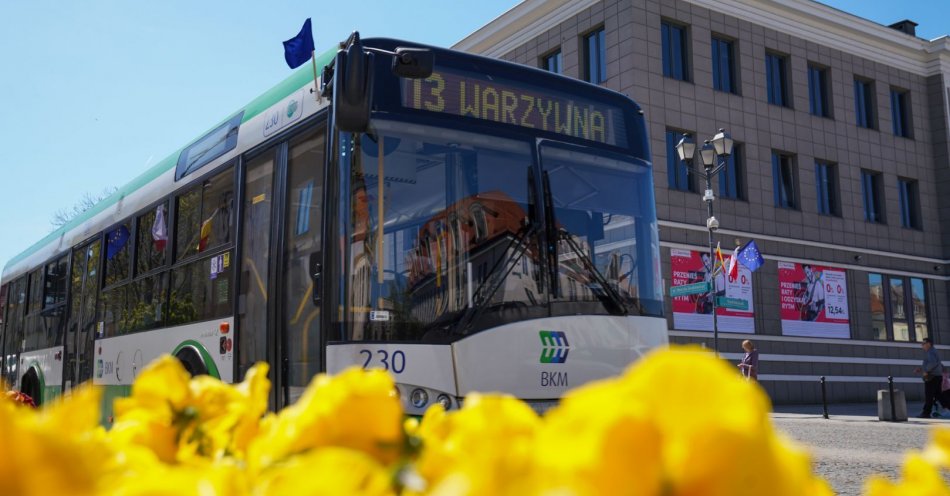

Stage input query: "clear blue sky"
[{"left": 0, "top": 1, "right": 947, "bottom": 276}]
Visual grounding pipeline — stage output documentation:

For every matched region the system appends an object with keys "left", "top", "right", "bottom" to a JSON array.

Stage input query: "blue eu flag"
[
  {"left": 737, "top": 239, "right": 765, "bottom": 272},
  {"left": 106, "top": 225, "right": 130, "bottom": 260},
  {"left": 283, "top": 18, "right": 315, "bottom": 69}
]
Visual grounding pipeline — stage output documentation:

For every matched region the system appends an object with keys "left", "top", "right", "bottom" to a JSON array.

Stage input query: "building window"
[
  {"left": 891, "top": 88, "right": 911, "bottom": 137},
  {"left": 718, "top": 144, "right": 743, "bottom": 200},
  {"left": 815, "top": 161, "right": 839, "bottom": 216},
  {"left": 898, "top": 177, "right": 921, "bottom": 229},
  {"left": 854, "top": 78, "right": 876, "bottom": 129},
  {"left": 861, "top": 169, "right": 884, "bottom": 223},
  {"left": 583, "top": 28, "right": 606, "bottom": 84},
  {"left": 661, "top": 21, "right": 689, "bottom": 81},
  {"left": 711, "top": 36, "right": 736, "bottom": 93},
  {"left": 869, "top": 274, "right": 929, "bottom": 342},
  {"left": 666, "top": 130, "right": 693, "bottom": 192},
  {"left": 542, "top": 50, "right": 562, "bottom": 74},
  {"left": 772, "top": 152, "right": 797, "bottom": 209},
  {"left": 808, "top": 64, "right": 830, "bottom": 117},
  {"left": 765, "top": 52, "right": 789, "bottom": 107}
]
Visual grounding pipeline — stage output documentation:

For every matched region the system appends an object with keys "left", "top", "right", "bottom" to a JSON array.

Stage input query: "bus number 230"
[{"left": 359, "top": 349, "right": 406, "bottom": 374}]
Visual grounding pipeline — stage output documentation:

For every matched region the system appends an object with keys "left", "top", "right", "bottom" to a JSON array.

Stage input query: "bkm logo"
[{"left": 539, "top": 330, "right": 570, "bottom": 364}]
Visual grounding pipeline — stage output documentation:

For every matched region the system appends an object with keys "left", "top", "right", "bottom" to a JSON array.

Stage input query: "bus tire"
[
  {"left": 21, "top": 368, "right": 41, "bottom": 407},
  {"left": 174, "top": 346, "right": 209, "bottom": 377}
]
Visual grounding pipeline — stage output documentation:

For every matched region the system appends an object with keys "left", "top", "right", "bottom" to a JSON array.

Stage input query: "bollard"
[
  {"left": 820, "top": 376, "right": 828, "bottom": 419},
  {"left": 888, "top": 376, "right": 897, "bottom": 423}
]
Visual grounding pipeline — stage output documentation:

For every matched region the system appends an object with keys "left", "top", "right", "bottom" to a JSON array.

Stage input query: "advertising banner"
[
  {"left": 670, "top": 249, "right": 755, "bottom": 333},
  {"left": 778, "top": 262, "right": 850, "bottom": 338}
]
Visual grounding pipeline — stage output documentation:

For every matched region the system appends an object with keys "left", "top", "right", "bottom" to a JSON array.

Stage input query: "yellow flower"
[
  {"left": 864, "top": 453, "right": 950, "bottom": 496},
  {"left": 249, "top": 367, "right": 403, "bottom": 470},
  {"left": 110, "top": 356, "right": 270, "bottom": 463},
  {"left": 535, "top": 346, "right": 831, "bottom": 496},
  {"left": 413, "top": 394, "right": 541, "bottom": 495},
  {"left": 0, "top": 386, "right": 112, "bottom": 496},
  {"left": 108, "top": 457, "right": 249, "bottom": 496},
  {"left": 254, "top": 447, "right": 395, "bottom": 496}
]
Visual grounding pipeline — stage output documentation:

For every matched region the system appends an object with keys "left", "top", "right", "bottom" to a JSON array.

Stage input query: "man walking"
[{"left": 915, "top": 337, "right": 945, "bottom": 418}]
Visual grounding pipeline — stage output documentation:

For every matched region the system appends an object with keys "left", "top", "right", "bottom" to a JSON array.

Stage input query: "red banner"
[
  {"left": 778, "top": 262, "right": 849, "bottom": 338},
  {"left": 670, "top": 249, "right": 754, "bottom": 333}
]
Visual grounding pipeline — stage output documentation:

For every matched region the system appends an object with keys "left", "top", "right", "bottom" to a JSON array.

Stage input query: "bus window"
[
  {"left": 44, "top": 256, "right": 69, "bottom": 308},
  {"left": 105, "top": 221, "right": 132, "bottom": 287},
  {"left": 175, "top": 169, "right": 234, "bottom": 262},
  {"left": 24, "top": 269, "right": 44, "bottom": 351},
  {"left": 125, "top": 273, "right": 168, "bottom": 333},
  {"left": 168, "top": 254, "right": 233, "bottom": 326},
  {"left": 136, "top": 202, "right": 168, "bottom": 276}
]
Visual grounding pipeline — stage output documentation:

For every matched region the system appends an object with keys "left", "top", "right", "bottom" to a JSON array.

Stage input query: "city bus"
[{"left": 0, "top": 32, "right": 666, "bottom": 418}]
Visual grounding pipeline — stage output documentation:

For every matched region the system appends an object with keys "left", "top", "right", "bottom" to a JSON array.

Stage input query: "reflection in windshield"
[
  {"left": 340, "top": 122, "right": 663, "bottom": 342},
  {"left": 344, "top": 122, "right": 540, "bottom": 341},
  {"left": 542, "top": 144, "right": 662, "bottom": 317}
]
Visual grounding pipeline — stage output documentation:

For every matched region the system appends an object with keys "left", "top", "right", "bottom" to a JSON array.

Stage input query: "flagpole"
[{"left": 311, "top": 49, "right": 321, "bottom": 104}]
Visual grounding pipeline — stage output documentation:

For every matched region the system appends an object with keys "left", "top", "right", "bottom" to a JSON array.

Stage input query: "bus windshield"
[{"left": 340, "top": 119, "right": 662, "bottom": 342}]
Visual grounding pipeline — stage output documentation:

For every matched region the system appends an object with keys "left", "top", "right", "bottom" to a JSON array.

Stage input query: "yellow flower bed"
[{"left": 0, "top": 345, "right": 944, "bottom": 495}]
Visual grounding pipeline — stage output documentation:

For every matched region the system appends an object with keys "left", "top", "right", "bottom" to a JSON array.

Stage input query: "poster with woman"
[
  {"left": 778, "top": 261, "right": 850, "bottom": 338},
  {"left": 670, "top": 249, "right": 755, "bottom": 333}
]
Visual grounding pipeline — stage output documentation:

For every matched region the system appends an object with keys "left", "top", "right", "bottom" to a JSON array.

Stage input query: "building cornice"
[{"left": 456, "top": 0, "right": 950, "bottom": 78}]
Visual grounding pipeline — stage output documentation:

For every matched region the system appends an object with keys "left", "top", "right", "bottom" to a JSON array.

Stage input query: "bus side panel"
[
  {"left": 17, "top": 346, "right": 64, "bottom": 403},
  {"left": 95, "top": 317, "right": 235, "bottom": 387},
  {"left": 452, "top": 315, "right": 668, "bottom": 398},
  {"left": 326, "top": 343, "right": 458, "bottom": 397}
]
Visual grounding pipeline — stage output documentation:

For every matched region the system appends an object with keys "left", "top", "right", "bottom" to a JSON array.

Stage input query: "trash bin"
[{"left": 877, "top": 389, "right": 907, "bottom": 421}]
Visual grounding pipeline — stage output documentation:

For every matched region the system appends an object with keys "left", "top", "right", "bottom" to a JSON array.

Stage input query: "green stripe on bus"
[{"left": 3, "top": 46, "right": 337, "bottom": 274}]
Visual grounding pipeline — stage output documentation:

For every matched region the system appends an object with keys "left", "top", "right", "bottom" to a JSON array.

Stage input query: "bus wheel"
[
  {"left": 20, "top": 368, "right": 41, "bottom": 407},
  {"left": 174, "top": 346, "right": 209, "bottom": 377}
]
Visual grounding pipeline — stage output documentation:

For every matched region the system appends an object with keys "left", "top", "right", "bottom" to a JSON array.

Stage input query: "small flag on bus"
[{"left": 283, "top": 18, "right": 315, "bottom": 69}]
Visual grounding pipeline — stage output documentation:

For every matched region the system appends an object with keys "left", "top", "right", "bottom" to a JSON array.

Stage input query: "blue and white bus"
[{"left": 0, "top": 33, "right": 666, "bottom": 418}]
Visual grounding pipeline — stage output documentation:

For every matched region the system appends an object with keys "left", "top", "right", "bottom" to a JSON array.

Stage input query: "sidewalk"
[{"left": 772, "top": 401, "right": 950, "bottom": 422}]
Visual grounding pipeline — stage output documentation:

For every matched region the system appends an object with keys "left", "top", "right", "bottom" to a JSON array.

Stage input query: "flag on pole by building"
[
  {"left": 151, "top": 204, "right": 167, "bottom": 252},
  {"left": 715, "top": 242, "right": 726, "bottom": 275},
  {"left": 283, "top": 18, "right": 315, "bottom": 69},
  {"left": 727, "top": 245, "right": 740, "bottom": 280},
  {"left": 736, "top": 239, "right": 765, "bottom": 272}
]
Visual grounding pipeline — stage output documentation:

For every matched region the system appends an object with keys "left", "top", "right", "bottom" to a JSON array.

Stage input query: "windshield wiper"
[
  {"left": 453, "top": 167, "right": 539, "bottom": 335},
  {"left": 542, "top": 171, "right": 628, "bottom": 316}
]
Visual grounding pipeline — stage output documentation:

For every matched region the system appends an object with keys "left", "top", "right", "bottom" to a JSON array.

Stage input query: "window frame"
[
  {"left": 890, "top": 87, "right": 912, "bottom": 138},
  {"left": 661, "top": 20, "right": 690, "bottom": 82},
  {"left": 718, "top": 143, "right": 744, "bottom": 200},
  {"left": 765, "top": 51, "right": 790, "bottom": 107},
  {"left": 582, "top": 27, "right": 607, "bottom": 84},
  {"left": 814, "top": 160, "right": 839, "bottom": 216},
  {"left": 541, "top": 49, "right": 562, "bottom": 74},
  {"left": 869, "top": 272, "right": 930, "bottom": 342},
  {"left": 711, "top": 35, "right": 736, "bottom": 93},
  {"left": 898, "top": 177, "right": 922, "bottom": 229},
  {"left": 854, "top": 77, "right": 876, "bottom": 129},
  {"left": 771, "top": 151, "right": 798, "bottom": 210},
  {"left": 861, "top": 169, "right": 885, "bottom": 224},
  {"left": 807, "top": 63, "right": 831, "bottom": 118},
  {"left": 665, "top": 129, "right": 694, "bottom": 192}
]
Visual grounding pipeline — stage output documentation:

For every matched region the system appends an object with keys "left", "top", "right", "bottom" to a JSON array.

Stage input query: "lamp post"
[{"left": 675, "top": 129, "right": 734, "bottom": 356}]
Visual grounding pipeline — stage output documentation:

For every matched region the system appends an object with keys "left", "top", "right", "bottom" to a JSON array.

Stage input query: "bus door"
[
  {"left": 238, "top": 127, "right": 326, "bottom": 408},
  {"left": 65, "top": 239, "right": 101, "bottom": 390}
]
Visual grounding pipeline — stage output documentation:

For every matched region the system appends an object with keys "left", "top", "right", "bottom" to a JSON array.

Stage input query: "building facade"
[{"left": 456, "top": 0, "right": 950, "bottom": 404}]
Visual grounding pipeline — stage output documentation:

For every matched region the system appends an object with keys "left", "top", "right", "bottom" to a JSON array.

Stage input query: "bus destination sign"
[{"left": 401, "top": 69, "right": 628, "bottom": 147}]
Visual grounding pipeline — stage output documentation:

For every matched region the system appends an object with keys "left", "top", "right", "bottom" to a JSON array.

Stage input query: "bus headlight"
[
  {"left": 436, "top": 393, "right": 452, "bottom": 410},
  {"left": 410, "top": 388, "right": 429, "bottom": 408}
]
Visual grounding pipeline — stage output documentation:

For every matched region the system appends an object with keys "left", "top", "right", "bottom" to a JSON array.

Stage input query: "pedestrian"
[
  {"left": 915, "top": 337, "right": 945, "bottom": 418},
  {"left": 738, "top": 339, "right": 758, "bottom": 380}
]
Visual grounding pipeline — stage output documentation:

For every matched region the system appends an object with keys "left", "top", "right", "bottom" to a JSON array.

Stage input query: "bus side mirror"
[
  {"left": 392, "top": 48, "right": 433, "bottom": 79},
  {"left": 335, "top": 36, "right": 374, "bottom": 133}
]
